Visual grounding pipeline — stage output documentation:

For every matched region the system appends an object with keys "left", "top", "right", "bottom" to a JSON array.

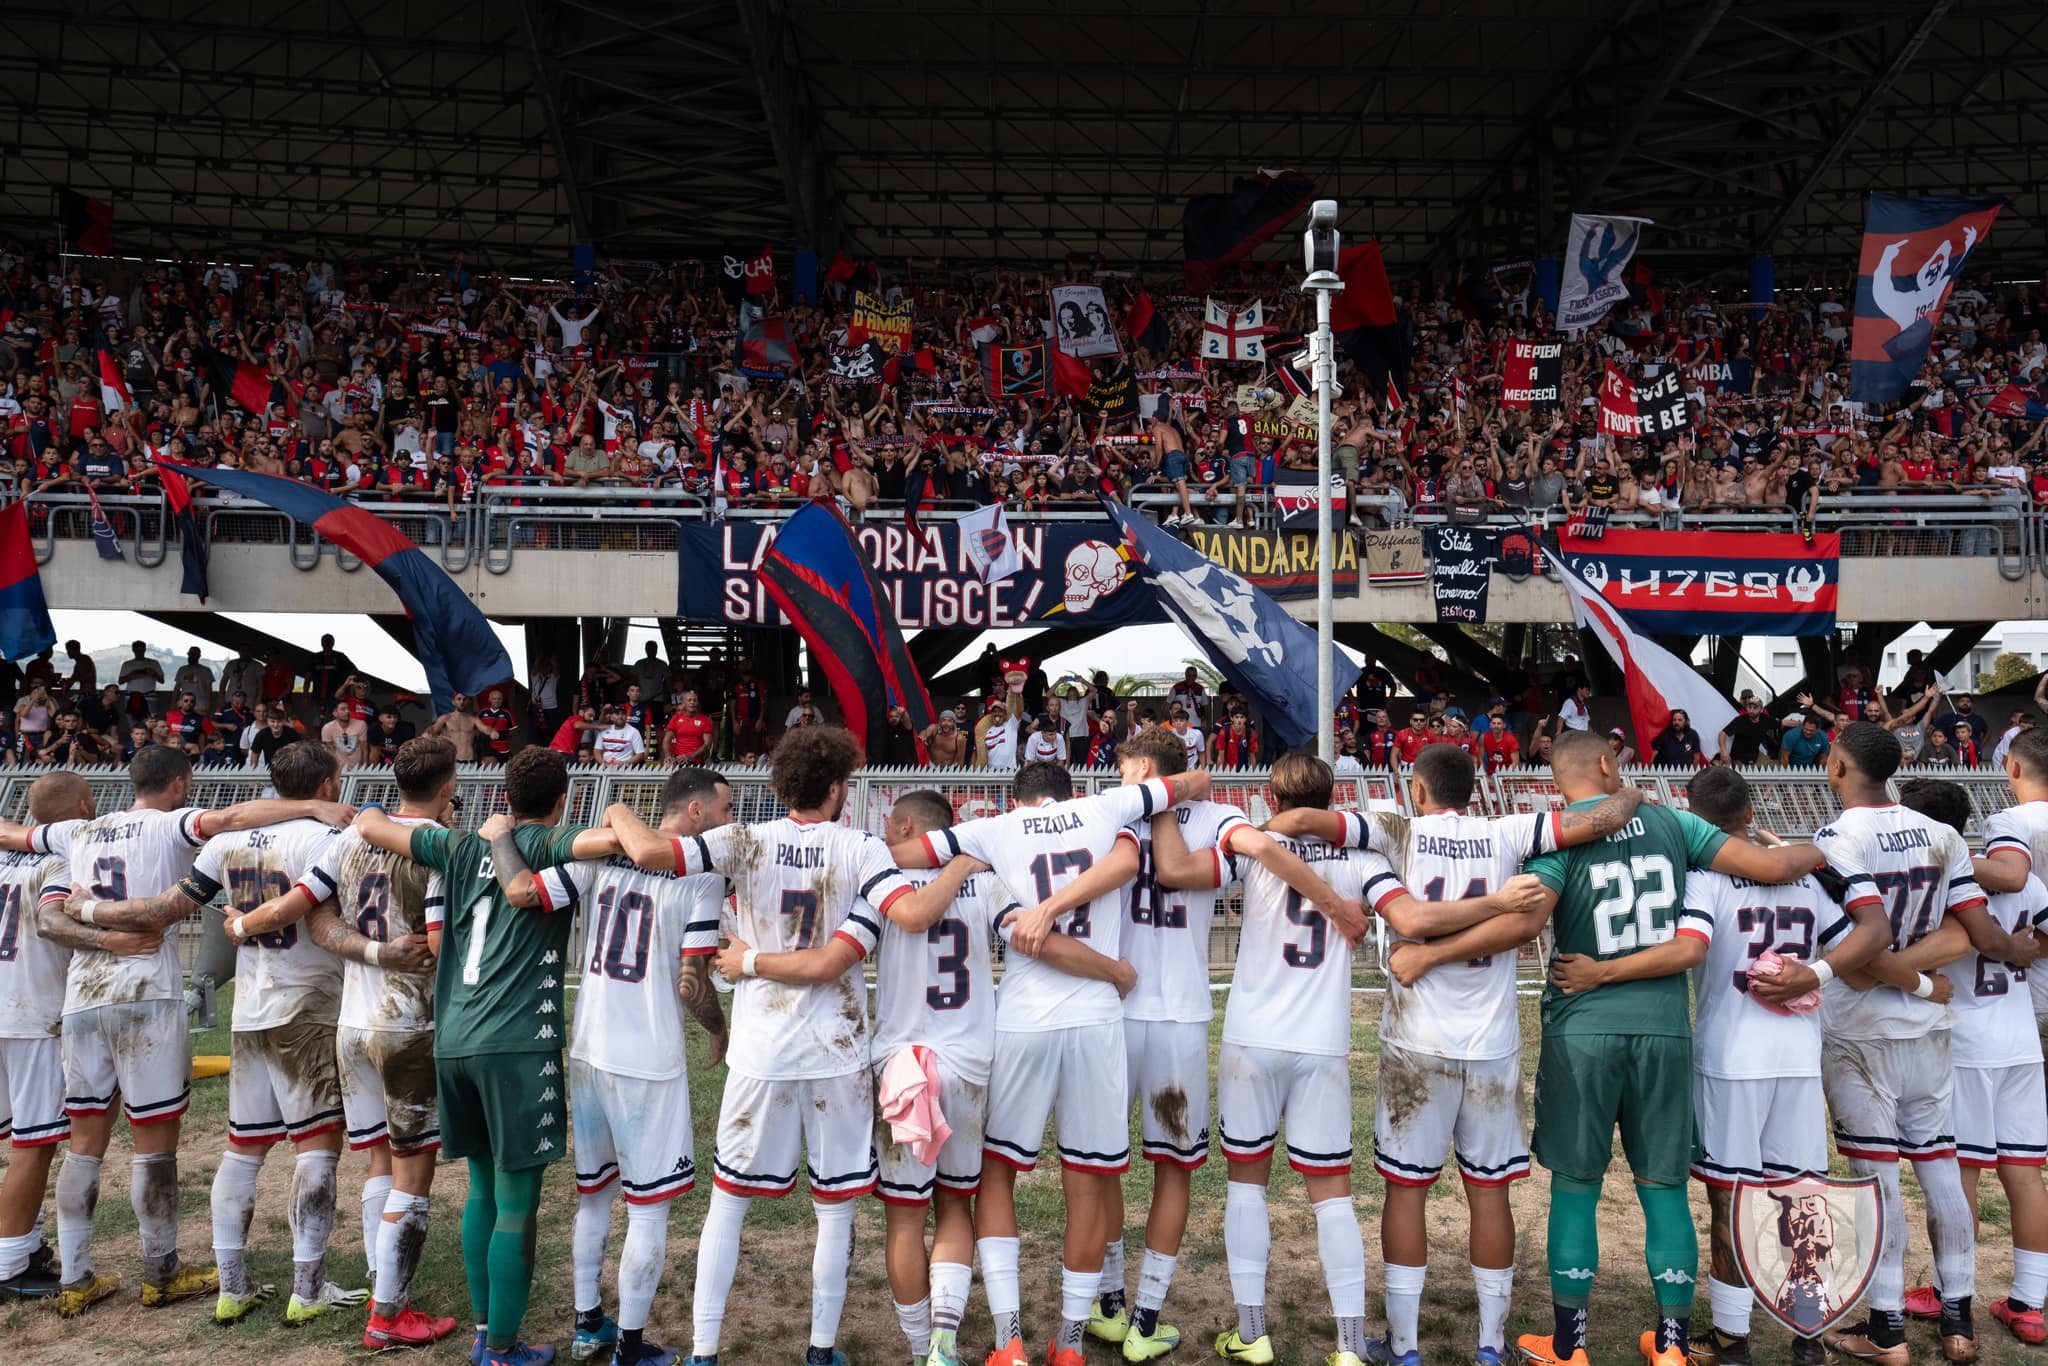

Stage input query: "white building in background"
[{"left": 1735, "top": 621, "right": 2048, "bottom": 697}]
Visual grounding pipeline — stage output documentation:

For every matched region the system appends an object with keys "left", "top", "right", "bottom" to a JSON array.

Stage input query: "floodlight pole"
[{"left": 1302, "top": 266, "right": 1343, "bottom": 764}]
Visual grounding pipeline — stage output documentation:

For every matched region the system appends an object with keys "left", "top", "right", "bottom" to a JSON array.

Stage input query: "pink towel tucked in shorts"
[{"left": 878, "top": 1044, "right": 951, "bottom": 1165}]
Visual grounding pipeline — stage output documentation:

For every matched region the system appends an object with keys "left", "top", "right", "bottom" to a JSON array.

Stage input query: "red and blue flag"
[
  {"left": 754, "top": 502, "right": 935, "bottom": 759},
  {"left": 157, "top": 461, "right": 509, "bottom": 712},
  {"left": 0, "top": 501, "right": 55, "bottom": 661},
  {"left": 1550, "top": 529, "right": 1839, "bottom": 637},
  {"left": 1850, "top": 193, "right": 2005, "bottom": 406}
]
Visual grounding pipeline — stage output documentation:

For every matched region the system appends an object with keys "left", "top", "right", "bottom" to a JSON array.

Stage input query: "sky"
[{"left": 50, "top": 611, "right": 1206, "bottom": 692}]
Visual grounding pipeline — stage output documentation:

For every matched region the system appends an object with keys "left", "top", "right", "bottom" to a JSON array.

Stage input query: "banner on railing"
[
  {"left": 1549, "top": 528, "right": 1840, "bottom": 637},
  {"left": 677, "top": 520, "right": 1167, "bottom": 629},
  {"left": 1177, "top": 526, "right": 1359, "bottom": 597}
]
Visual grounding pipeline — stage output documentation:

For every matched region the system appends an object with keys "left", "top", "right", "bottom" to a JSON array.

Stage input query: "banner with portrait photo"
[{"left": 1051, "top": 282, "right": 1123, "bottom": 359}]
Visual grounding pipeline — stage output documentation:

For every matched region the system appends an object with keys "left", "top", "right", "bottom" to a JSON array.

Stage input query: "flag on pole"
[
  {"left": 756, "top": 502, "right": 936, "bottom": 758},
  {"left": 1201, "top": 298, "right": 1267, "bottom": 362},
  {"left": 0, "top": 502, "right": 54, "bottom": 661},
  {"left": 195, "top": 345, "right": 279, "bottom": 415},
  {"left": 151, "top": 452, "right": 210, "bottom": 601},
  {"left": 57, "top": 188, "right": 114, "bottom": 256},
  {"left": 1559, "top": 214, "right": 1650, "bottom": 333},
  {"left": 156, "top": 460, "right": 511, "bottom": 713},
  {"left": 956, "top": 503, "right": 1022, "bottom": 585},
  {"left": 97, "top": 352, "right": 130, "bottom": 413},
  {"left": 85, "top": 484, "right": 125, "bottom": 561},
  {"left": 1101, "top": 497, "right": 1363, "bottom": 749},
  {"left": 1849, "top": 193, "right": 2006, "bottom": 406},
  {"left": 1553, "top": 551, "right": 1735, "bottom": 751}
]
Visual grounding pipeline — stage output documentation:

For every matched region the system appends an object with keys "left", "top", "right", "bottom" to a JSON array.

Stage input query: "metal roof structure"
[{"left": 3, "top": 0, "right": 2043, "bottom": 275}]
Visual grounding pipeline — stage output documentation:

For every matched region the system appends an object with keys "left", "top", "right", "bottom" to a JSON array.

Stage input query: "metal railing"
[
  {"left": 22, "top": 483, "right": 2038, "bottom": 583},
  {"left": 20, "top": 760, "right": 1999, "bottom": 978}
]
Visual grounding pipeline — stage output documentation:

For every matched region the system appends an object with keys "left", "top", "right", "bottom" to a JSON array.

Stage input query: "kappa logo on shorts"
[
  {"left": 538, "top": 1112, "right": 555, "bottom": 1127},
  {"left": 540, "top": 1087, "right": 558, "bottom": 1102},
  {"left": 540, "top": 975, "right": 557, "bottom": 989},
  {"left": 541, "top": 1062, "right": 559, "bottom": 1076},
  {"left": 1734, "top": 1175, "right": 1884, "bottom": 1340},
  {"left": 538, "top": 1000, "right": 557, "bottom": 1014},
  {"left": 535, "top": 1024, "right": 557, "bottom": 1040},
  {"left": 542, "top": 951, "right": 559, "bottom": 965},
  {"left": 535, "top": 1138, "right": 554, "bottom": 1154}
]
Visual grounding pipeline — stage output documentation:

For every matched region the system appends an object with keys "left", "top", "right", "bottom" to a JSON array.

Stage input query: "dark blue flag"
[
  {"left": 1101, "top": 499, "right": 1362, "bottom": 748},
  {"left": 86, "top": 485, "right": 125, "bottom": 561},
  {"left": 156, "top": 461, "right": 510, "bottom": 713},
  {"left": 1850, "top": 193, "right": 2005, "bottom": 405}
]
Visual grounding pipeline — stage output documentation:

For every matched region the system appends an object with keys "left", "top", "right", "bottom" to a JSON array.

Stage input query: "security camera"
[{"left": 1304, "top": 200, "right": 1340, "bottom": 276}]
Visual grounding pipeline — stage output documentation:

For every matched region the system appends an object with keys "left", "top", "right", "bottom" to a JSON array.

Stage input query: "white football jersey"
[
  {"left": 1688, "top": 869, "right": 1852, "bottom": 1080},
  {"left": 34, "top": 806, "right": 209, "bottom": 1013},
  {"left": 1948, "top": 876, "right": 2048, "bottom": 1070},
  {"left": 1122, "top": 800, "right": 1252, "bottom": 1025},
  {"left": 196, "top": 819, "right": 347, "bottom": 1032},
  {"left": 306, "top": 820, "right": 445, "bottom": 1034},
  {"left": 677, "top": 817, "right": 915, "bottom": 1080},
  {"left": 1022, "top": 732, "right": 1066, "bottom": 764},
  {"left": 1815, "top": 803, "right": 1982, "bottom": 1042},
  {"left": 928, "top": 777, "right": 1173, "bottom": 1033},
  {"left": 1370, "top": 808, "right": 1556, "bottom": 1061},
  {"left": 537, "top": 855, "right": 723, "bottom": 1081},
  {"left": 1980, "top": 802, "right": 2048, "bottom": 1022},
  {"left": 982, "top": 717, "right": 1021, "bottom": 769},
  {"left": 871, "top": 867, "right": 1015, "bottom": 1086},
  {"left": 0, "top": 824, "right": 81, "bottom": 1038},
  {"left": 1223, "top": 834, "right": 1402, "bottom": 1058}
]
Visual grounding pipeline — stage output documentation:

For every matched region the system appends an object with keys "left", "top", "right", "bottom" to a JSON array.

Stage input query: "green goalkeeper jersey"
[
  {"left": 410, "top": 823, "right": 585, "bottom": 1058},
  {"left": 1524, "top": 797, "right": 1728, "bottom": 1038}
]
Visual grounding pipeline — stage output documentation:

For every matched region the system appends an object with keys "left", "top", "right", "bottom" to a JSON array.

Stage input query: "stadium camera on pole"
[{"left": 1301, "top": 200, "right": 1344, "bottom": 763}]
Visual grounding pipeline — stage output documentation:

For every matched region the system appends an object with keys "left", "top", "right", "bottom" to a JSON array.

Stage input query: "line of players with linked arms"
[{"left": 0, "top": 715, "right": 2042, "bottom": 1366}]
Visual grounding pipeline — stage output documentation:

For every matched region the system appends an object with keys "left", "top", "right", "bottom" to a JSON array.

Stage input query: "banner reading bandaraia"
[
  {"left": 1178, "top": 526, "right": 1359, "bottom": 598},
  {"left": 1549, "top": 529, "right": 1839, "bottom": 637},
  {"left": 678, "top": 521, "right": 1167, "bottom": 629}
]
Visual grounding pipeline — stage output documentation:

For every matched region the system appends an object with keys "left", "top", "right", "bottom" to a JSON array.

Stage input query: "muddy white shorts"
[
  {"left": 1217, "top": 1041, "right": 1353, "bottom": 1177},
  {"left": 337, "top": 1025, "right": 440, "bottom": 1154},
  {"left": 984, "top": 1021, "right": 1129, "bottom": 1175},
  {"left": 874, "top": 1052, "right": 986, "bottom": 1206},
  {"left": 1691, "top": 1074, "right": 1829, "bottom": 1187},
  {"left": 0, "top": 1036, "right": 69, "bottom": 1147},
  {"left": 227, "top": 1019, "right": 344, "bottom": 1146},
  {"left": 62, "top": 1000, "right": 190, "bottom": 1127},
  {"left": 1125, "top": 1018, "right": 1211, "bottom": 1170},
  {"left": 572, "top": 1057, "right": 696, "bottom": 1203},
  {"left": 712, "top": 1068, "right": 876, "bottom": 1199},
  {"left": 1371, "top": 1041, "right": 1529, "bottom": 1188},
  {"left": 1822, "top": 1032, "right": 1955, "bottom": 1163},
  {"left": 1955, "top": 1061, "right": 2048, "bottom": 1170}
]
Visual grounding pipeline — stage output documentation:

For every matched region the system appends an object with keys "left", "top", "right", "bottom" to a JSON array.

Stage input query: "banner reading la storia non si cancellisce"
[{"left": 678, "top": 520, "right": 1168, "bottom": 629}]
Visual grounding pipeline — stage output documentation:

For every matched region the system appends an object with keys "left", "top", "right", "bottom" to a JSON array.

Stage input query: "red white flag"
[
  {"left": 1597, "top": 362, "right": 1638, "bottom": 437},
  {"left": 98, "top": 351, "right": 130, "bottom": 413},
  {"left": 1555, "top": 555, "right": 1735, "bottom": 752}
]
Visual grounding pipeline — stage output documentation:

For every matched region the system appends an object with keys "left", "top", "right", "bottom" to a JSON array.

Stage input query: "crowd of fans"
[
  {"left": 3, "top": 241, "right": 2046, "bottom": 534},
  {"left": 4, "top": 622, "right": 2032, "bottom": 780}
]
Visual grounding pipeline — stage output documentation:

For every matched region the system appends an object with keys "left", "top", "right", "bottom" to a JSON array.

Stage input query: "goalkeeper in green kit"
[
  {"left": 355, "top": 749, "right": 622, "bottom": 1366},
  {"left": 1506, "top": 732, "right": 1823, "bottom": 1366}
]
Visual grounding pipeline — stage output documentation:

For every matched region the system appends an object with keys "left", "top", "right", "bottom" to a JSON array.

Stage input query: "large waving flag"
[
  {"left": 1559, "top": 213, "right": 1649, "bottom": 332},
  {"left": 156, "top": 461, "right": 508, "bottom": 712},
  {"left": 97, "top": 352, "right": 130, "bottom": 413},
  {"left": 194, "top": 345, "right": 279, "bottom": 416},
  {"left": 1554, "top": 552, "right": 1735, "bottom": 753},
  {"left": 0, "top": 501, "right": 55, "bottom": 661},
  {"left": 755, "top": 502, "right": 935, "bottom": 758},
  {"left": 1850, "top": 193, "right": 2006, "bottom": 406},
  {"left": 1102, "top": 498, "right": 1362, "bottom": 748}
]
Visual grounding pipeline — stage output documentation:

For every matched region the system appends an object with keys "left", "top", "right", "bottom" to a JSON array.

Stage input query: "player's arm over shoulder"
[{"left": 1697, "top": 811, "right": 1822, "bottom": 883}]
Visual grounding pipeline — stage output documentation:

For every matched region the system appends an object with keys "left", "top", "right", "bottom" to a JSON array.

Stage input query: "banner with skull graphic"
[
  {"left": 677, "top": 520, "right": 1164, "bottom": 629},
  {"left": 1549, "top": 529, "right": 1839, "bottom": 637}
]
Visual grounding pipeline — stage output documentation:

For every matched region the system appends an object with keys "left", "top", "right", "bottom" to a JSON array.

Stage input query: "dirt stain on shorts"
[
  {"left": 1150, "top": 1085, "right": 1190, "bottom": 1146},
  {"left": 1376, "top": 1045, "right": 1435, "bottom": 1137}
]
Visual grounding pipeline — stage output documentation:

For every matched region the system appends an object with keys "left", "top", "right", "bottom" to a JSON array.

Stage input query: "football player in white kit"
[
  {"left": 0, "top": 773, "right": 161, "bottom": 1300},
  {"left": 229, "top": 735, "right": 455, "bottom": 1349},
  {"left": 2, "top": 746, "right": 352, "bottom": 1318},
  {"left": 1974, "top": 726, "right": 2048, "bottom": 1046},
  {"left": 719, "top": 789, "right": 1016, "bottom": 1366},
  {"left": 67, "top": 742, "right": 369, "bottom": 1326},
  {"left": 486, "top": 766, "right": 732, "bottom": 1366},
  {"left": 606, "top": 727, "right": 958, "bottom": 1366},
  {"left": 1261, "top": 743, "right": 1642, "bottom": 1366},
  {"left": 1758, "top": 724, "right": 2033, "bottom": 1364},
  {"left": 1891, "top": 779, "right": 2048, "bottom": 1350},
  {"left": 1019, "top": 727, "right": 1372, "bottom": 1363},
  {"left": 1671, "top": 767, "right": 1884, "bottom": 1366},
  {"left": 892, "top": 758, "right": 1212, "bottom": 1366}
]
